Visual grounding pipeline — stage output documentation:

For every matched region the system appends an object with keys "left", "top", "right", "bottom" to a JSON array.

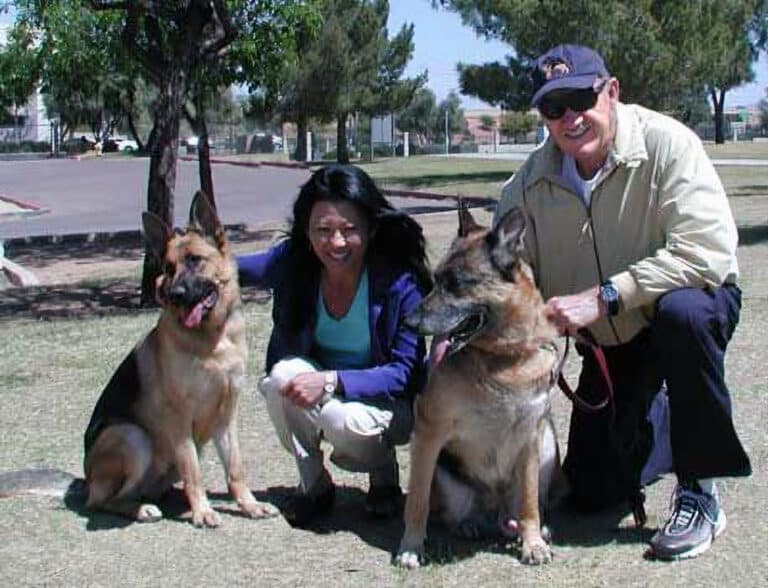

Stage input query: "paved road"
[{"left": 0, "top": 158, "right": 460, "bottom": 240}]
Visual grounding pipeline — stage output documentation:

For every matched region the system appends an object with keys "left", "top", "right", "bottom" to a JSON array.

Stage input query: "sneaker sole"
[{"left": 654, "top": 510, "right": 727, "bottom": 561}]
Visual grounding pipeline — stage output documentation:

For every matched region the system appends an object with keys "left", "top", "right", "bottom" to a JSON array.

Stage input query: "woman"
[{"left": 238, "top": 164, "right": 432, "bottom": 527}]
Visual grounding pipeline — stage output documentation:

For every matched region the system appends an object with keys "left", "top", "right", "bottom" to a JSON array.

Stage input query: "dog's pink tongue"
[
  {"left": 182, "top": 301, "right": 205, "bottom": 328},
  {"left": 429, "top": 336, "right": 450, "bottom": 368}
]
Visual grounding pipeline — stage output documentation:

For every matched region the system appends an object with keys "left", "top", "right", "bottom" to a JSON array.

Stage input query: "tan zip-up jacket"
[{"left": 495, "top": 102, "right": 739, "bottom": 346}]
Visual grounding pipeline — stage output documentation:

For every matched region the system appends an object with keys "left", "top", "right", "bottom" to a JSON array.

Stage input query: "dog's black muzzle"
[{"left": 168, "top": 273, "right": 216, "bottom": 309}]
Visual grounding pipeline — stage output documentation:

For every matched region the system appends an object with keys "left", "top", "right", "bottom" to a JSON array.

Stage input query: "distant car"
[
  {"left": 246, "top": 132, "right": 283, "bottom": 153},
  {"left": 103, "top": 138, "right": 139, "bottom": 153},
  {"left": 114, "top": 138, "right": 139, "bottom": 152},
  {"left": 183, "top": 136, "right": 199, "bottom": 154}
]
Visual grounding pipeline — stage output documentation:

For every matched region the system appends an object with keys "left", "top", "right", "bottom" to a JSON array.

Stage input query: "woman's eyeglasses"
[{"left": 538, "top": 82, "right": 607, "bottom": 120}]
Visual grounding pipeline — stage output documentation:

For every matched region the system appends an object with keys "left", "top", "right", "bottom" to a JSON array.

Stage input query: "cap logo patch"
[{"left": 541, "top": 58, "right": 570, "bottom": 80}]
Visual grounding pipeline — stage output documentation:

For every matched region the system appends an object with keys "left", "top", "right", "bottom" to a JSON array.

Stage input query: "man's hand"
[
  {"left": 545, "top": 285, "right": 605, "bottom": 335},
  {"left": 281, "top": 372, "right": 328, "bottom": 408}
]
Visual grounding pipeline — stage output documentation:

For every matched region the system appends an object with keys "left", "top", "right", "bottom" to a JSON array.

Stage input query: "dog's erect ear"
[
  {"left": 142, "top": 212, "right": 172, "bottom": 260},
  {"left": 486, "top": 206, "right": 527, "bottom": 279},
  {"left": 457, "top": 197, "right": 483, "bottom": 237},
  {"left": 188, "top": 190, "right": 221, "bottom": 237}
]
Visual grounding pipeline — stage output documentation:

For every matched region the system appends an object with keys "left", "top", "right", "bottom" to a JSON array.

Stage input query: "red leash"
[{"left": 556, "top": 330, "right": 614, "bottom": 416}]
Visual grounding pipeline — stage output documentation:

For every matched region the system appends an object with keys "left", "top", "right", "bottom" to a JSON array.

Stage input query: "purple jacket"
[{"left": 237, "top": 240, "right": 427, "bottom": 401}]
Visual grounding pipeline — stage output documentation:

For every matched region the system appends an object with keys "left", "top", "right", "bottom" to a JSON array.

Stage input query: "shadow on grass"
[
  {"left": 738, "top": 224, "right": 768, "bottom": 246},
  {"left": 0, "top": 280, "right": 271, "bottom": 320},
  {"left": 262, "top": 484, "right": 402, "bottom": 555},
  {"left": 257, "top": 484, "right": 654, "bottom": 566},
  {"left": 62, "top": 483, "right": 285, "bottom": 532},
  {"left": 5, "top": 226, "right": 280, "bottom": 269},
  {"left": 728, "top": 184, "right": 768, "bottom": 197}
]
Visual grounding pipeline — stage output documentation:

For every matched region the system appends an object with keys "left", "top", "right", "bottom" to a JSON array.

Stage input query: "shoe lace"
[{"left": 667, "top": 485, "right": 716, "bottom": 531}]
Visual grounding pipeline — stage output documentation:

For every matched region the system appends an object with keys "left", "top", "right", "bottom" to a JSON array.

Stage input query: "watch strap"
[{"left": 599, "top": 281, "right": 620, "bottom": 316}]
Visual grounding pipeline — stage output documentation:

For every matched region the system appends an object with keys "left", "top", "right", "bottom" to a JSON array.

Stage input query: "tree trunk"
[
  {"left": 295, "top": 115, "right": 308, "bottom": 161},
  {"left": 126, "top": 111, "right": 145, "bottom": 152},
  {"left": 140, "top": 70, "right": 184, "bottom": 306},
  {"left": 711, "top": 88, "right": 726, "bottom": 145},
  {"left": 336, "top": 112, "right": 349, "bottom": 163},
  {"left": 197, "top": 117, "right": 215, "bottom": 208},
  {"left": 186, "top": 96, "right": 216, "bottom": 208}
]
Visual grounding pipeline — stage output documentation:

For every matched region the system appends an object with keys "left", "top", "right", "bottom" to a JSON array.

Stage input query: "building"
[{"left": 0, "top": 24, "right": 51, "bottom": 144}]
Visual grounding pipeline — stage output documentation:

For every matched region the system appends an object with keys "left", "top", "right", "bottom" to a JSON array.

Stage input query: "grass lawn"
[
  {"left": 703, "top": 140, "right": 768, "bottom": 159},
  {"left": 0, "top": 158, "right": 766, "bottom": 587},
  {"left": 357, "top": 156, "right": 521, "bottom": 198}
]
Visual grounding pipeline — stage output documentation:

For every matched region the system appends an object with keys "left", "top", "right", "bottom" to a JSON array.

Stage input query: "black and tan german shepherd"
[
  {"left": 82, "top": 192, "right": 275, "bottom": 527},
  {"left": 395, "top": 205, "right": 565, "bottom": 567}
]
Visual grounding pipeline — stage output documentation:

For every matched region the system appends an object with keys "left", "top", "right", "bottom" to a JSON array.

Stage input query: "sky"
[
  {"left": 388, "top": 0, "right": 768, "bottom": 110},
  {"left": 2, "top": 2, "right": 766, "bottom": 109}
]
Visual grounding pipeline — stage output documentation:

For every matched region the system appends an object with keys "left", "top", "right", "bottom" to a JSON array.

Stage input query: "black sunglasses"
[{"left": 538, "top": 82, "right": 607, "bottom": 120}]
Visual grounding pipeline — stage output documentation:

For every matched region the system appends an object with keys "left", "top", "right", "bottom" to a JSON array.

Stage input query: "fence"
[{"left": 0, "top": 122, "right": 56, "bottom": 154}]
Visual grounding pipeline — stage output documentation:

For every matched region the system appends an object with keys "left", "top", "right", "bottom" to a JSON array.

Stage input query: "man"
[{"left": 495, "top": 44, "right": 751, "bottom": 560}]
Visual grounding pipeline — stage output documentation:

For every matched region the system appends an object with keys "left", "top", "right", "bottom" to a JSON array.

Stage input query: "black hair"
[{"left": 283, "top": 164, "right": 432, "bottom": 329}]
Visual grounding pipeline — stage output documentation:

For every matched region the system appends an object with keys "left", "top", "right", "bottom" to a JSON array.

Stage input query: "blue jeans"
[{"left": 562, "top": 285, "right": 751, "bottom": 511}]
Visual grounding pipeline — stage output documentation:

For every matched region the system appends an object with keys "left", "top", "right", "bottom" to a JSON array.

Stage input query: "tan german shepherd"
[
  {"left": 395, "top": 205, "right": 564, "bottom": 567},
  {"left": 83, "top": 192, "right": 275, "bottom": 527}
]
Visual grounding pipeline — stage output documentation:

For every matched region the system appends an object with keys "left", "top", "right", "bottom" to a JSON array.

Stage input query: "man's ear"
[
  {"left": 486, "top": 206, "right": 526, "bottom": 279},
  {"left": 142, "top": 212, "right": 172, "bottom": 260}
]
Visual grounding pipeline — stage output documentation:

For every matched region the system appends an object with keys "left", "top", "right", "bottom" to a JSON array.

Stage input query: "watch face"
[
  {"left": 324, "top": 372, "right": 336, "bottom": 394},
  {"left": 600, "top": 282, "right": 619, "bottom": 315}
]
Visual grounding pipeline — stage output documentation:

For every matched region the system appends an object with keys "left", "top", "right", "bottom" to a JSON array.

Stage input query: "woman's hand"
[{"left": 281, "top": 371, "right": 329, "bottom": 408}]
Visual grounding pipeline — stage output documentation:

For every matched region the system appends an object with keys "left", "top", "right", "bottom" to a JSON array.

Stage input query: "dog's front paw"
[
  {"left": 192, "top": 508, "right": 221, "bottom": 528},
  {"left": 520, "top": 537, "right": 552, "bottom": 565},
  {"left": 136, "top": 503, "right": 162, "bottom": 523},
  {"left": 241, "top": 500, "right": 280, "bottom": 519},
  {"left": 394, "top": 547, "right": 424, "bottom": 569}
]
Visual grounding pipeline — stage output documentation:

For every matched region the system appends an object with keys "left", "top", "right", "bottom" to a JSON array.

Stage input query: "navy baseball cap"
[{"left": 530, "top": 45, "right": 610, "bottom": 106}]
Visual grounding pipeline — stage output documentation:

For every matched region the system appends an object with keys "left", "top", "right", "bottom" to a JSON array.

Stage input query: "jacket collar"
[{"left": 523, "top": 102, "right": 648, "bottom": 191}]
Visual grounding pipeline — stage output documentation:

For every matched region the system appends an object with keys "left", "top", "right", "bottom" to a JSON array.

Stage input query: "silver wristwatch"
[{"left": 323, "top": 371, "right": 337, "bottom": 395}]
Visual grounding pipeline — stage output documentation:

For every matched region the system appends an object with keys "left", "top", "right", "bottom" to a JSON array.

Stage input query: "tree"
[
  {"left": 277, "top": 0, "right": 423, "bottom": 163},
  {"left": 672, "top": 90, "right": 714, "bottom": 129},
  {"left": 396, "top": 87, "right": 438, "bottom": 145},
  {"left": 276, "top": 11, "right": 331, "bottom": 161},
  {"left": 760, "top": 88, "right": 768, "bottom": 133},
  {"left": 72, "top": 1, "right": 235, "bottom": 304},
  {"left": 457, "top": 56, "right": 533, "bottom": 110},
  {"left": 184, "top": 0, "right": 319, "bottom": 200},
  {"left": 499, "top": 110, "right": 536, "bottom": 143},
  {"left": 83, "top": 1, "right": 315, "bottom": 304},
  {"left": 0, "top": 22, "right": 42, "bottom": 140},
  {"left": 674, "top": 0, "right": 768, "bottom": 143},
  {"left": 479, "top": 113, "right": 495, "bottom": 132},
  {"left": 13, "top": 1, "right": 146, "bottom": 143},
  {"left": 436, "top": 1, "right": 767, "bottom": 141},
  {"left": 435, "top": 91, "right": 466, "bottom": 150}
]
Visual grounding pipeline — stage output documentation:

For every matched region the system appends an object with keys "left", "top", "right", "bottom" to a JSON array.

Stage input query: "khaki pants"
[{"left": 258, "top": 357, "right": 412, "bottom": 494}]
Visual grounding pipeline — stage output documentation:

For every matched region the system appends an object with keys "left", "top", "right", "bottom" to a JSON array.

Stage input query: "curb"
[
  {"left": 0, "top": 193, "right": 47, "bottom": 213},
  {"left": 178, "top": 156, "right": 309, "bottom": 170}
]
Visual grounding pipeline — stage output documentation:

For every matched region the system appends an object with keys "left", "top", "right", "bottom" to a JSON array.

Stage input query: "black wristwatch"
[{"left": 599, "top": 280, "right": 620, "bottom": 317}]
